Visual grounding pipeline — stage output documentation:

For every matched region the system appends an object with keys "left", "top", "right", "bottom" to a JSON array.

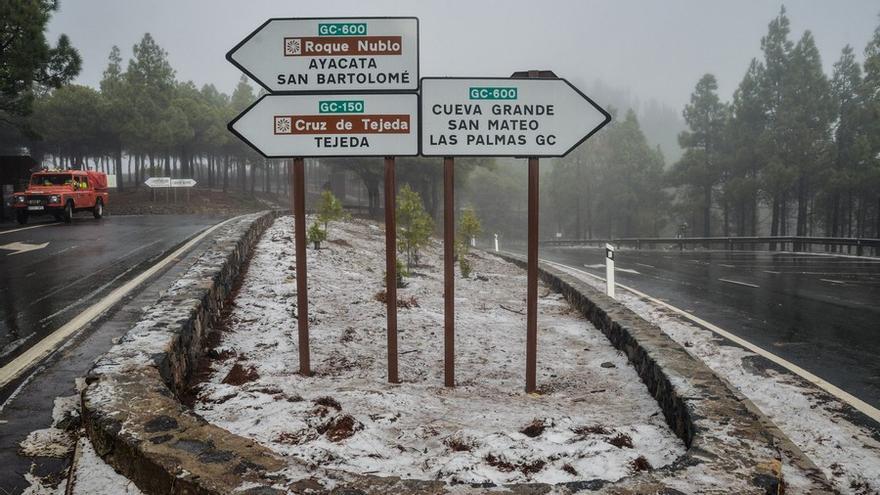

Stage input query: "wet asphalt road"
[
  {"left": 537, "top": 246, "right": 880, "bottom": 410},
  {"left": 0, "top": 214, "right": 223, "bottom": 372}
]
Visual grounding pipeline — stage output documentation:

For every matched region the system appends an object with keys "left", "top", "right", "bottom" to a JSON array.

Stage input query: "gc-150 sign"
[
  {"left": 228, "top": 93, "right": 418, "bottom": 157},
  {"left": 420, "top": 77, "right": 610, "bottom": 157},
  {"left": 227, "top": 17, "right": 418, "bottom": 93}
]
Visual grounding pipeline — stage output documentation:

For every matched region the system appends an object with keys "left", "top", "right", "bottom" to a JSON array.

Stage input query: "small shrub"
[
  {"left": 307, "top": 222, "right": 327, "bottom": 249},
  {"left": 317, "top": 190, "right": 347, "bottom": 234},
  {"left": 382, "top": 258, "right": 409, "bottom": 288},
  {"left": 455, "top": 240, "right": 471, "bottom": 278},
  {"left": 396, "top": 185, "right": 434, "bottom": 269},
  {"left": 457, "top": 207, "right": 482, "bottom": 254}
]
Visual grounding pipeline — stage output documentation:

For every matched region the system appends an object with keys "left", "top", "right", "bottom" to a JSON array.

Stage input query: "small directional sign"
[
  {"left": 229, "top": 93, "right": 419, "bottom": 158},
  {"left": 170, "top": 179, "right": 196, "bottom": 188},
  {"left": 144, "top": 177, "right": 171, "bottom": 188},
  {"left": 227, "top": 17, "right": 419, "bottom": 93},
  {"left": 420, "top": 77, "right": 611, "bottom": 157}
]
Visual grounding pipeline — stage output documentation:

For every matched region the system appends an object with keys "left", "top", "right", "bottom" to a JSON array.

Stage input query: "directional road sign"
[
  {"left": 171, "top": 179, "right": 196, "bottom": 188},
  {"left": 227, "top": 17, "right": 419, "bottom": 93},
  {"left": 420, "top": 77, "right": 611, "bottom": 157},
  {"left": 229, "top": 93, "right": 419, "bottom": 158},
  {"left": 144, "top": 177, "right": 171, "bottom": 188}
]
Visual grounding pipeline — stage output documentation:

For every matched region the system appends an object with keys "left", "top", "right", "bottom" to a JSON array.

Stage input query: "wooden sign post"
[
  {"left": 421, "top": 73, "right": 610, "bottom": 393},
  {"left": 227, "top": 17, "right": 419, "bottom": 382}
]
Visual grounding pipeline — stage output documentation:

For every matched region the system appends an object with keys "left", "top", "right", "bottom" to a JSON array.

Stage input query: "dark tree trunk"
[{"left": 115, "top": 144, "right": 124, "bottom": 192}]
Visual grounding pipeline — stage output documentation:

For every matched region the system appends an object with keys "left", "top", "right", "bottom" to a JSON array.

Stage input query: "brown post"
[
  {"left": 292, "top": 158, "right": 310, "bottom": 376},
  {"left": 526, "top": 156, "right": 539, "bottom": 393},
  {"left": 384, "top": 157, "right": 399, "bottom": 383},
  {"left": 443, "top": 157, "right": 455, "bottom": 387}
]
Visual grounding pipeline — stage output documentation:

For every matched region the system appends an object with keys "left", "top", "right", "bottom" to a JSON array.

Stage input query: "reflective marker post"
[{"left": 605, "top": 243, "right": 615, "bottom": 299}]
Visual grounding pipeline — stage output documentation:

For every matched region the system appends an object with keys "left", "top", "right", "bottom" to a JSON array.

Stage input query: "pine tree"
[
  {"left": 860, "top": 19, "right": 880, "bottom": 237},
  {"left": 828, "top": 45, "right": 864, "bottom": 238},
  {"left": 759, "top": 7, "right": 795, "bottom": 239},
  {"left": 786, "top": 31, "right": 834, "bottom": 239},
  {"left": 727, "top": 59, "right": 766, "bottom": 235},
  {"left": 671, "top": 74, "right": 729, "bottom": 237}
]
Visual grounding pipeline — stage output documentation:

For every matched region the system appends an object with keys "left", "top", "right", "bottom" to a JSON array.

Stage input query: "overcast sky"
[{"left": 47, "top": 0, "right": 879, "bottom": 111}]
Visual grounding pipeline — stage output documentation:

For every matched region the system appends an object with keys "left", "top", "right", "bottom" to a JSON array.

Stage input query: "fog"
[{"left": 48, "top": 0, "right": 878, "bottom": 111}]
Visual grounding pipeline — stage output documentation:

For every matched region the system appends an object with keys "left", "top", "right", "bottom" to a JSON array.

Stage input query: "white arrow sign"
[
  {"left": 229, "top": 93, "right": 418, "bottom": 158},
  {"left": 0, "top": 241, "right": 49, "bottom": 256},
  {"left": 420, "top": 77, "right": 611, "bottom": 157},
  {"left": 171, "top": 179, "right": 196, "bottom": 188},
  {"left": 227, "top": 17, "right": 419, "bottom": 93},
  {"left": 144, "top": 177, "right": 171, "bottom": 188}
]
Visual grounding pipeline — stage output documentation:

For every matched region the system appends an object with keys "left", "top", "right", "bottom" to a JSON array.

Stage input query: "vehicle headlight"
[
  {"left": 49, "top": 195, "right": 60, "bottom": 203},
  {"left": 15, "top": 196, "right": 25, "bottom": 203}
]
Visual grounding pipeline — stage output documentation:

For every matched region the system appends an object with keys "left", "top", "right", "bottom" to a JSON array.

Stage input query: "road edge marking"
[
  {"left": 0, "top": 217, "right": 237, "bottom": 390},
  {"left": 0, "top": 223, "right": 54, "bottom": 236},
  {"left": 539, "top": 257, "right": 880, "bottom": 424}
]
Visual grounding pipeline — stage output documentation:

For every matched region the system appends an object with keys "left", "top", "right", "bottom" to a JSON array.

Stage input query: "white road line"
[
  {"left": 539, "top": 257, "right": 880, "bottom": 424},
  {"left": 0, "top": 217, "right": 235, "bottom": 390},
  {"left": 617, "top": 267, "right": 640, "bottom": 275},
  {"left": 635, "top": 263, "right": 655, "bottom": 268},
  {"left": 763, "top": 270, "right": 781, "bottom": 274},
  {"left": 718, "top": 278, "right": 759, "bottom": 288},
  {"left": 820, "top": 279, "right": 846, "bottom": 285},
  {"left": 718, "top": 263, "right": 736, "bottom": 268},
  {"left": 0, "top": 223, "right": 53, "bottom": 236}
]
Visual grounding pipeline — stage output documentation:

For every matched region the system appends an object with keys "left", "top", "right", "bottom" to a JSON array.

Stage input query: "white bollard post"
[
  {"left": 471, "top": 236, "right": 476, "bottom": 248},
  {"left": 494, "top": 233, "right": 499, "bottom": 252},
  {"left": 605, "top": 243, "right": 616, "bottom": 299}
]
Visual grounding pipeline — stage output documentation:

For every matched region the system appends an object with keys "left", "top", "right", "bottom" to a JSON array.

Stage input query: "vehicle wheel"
[
  {"left": 16, "top": 210, "right": 28, "bottom": 225},
  {"left": 93, "top": 199, "right": 104, "bottom": 219},
  {"left": 63, "top": 201, "right": 73, "bottom": 223}
]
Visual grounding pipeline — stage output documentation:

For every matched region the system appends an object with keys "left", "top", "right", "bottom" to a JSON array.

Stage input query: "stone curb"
[{"left": 80, "top": 216, "right": 833, "bottom": 494}]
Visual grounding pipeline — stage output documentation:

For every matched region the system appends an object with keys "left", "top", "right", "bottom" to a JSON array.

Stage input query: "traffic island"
[{"left": 81, "top": 215, "right": 832, "bottom": 494}]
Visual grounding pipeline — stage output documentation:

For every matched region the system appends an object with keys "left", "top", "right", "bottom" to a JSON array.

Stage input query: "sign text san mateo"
[
  {"left": 420, "top": 78, "right": 610, "bottom": 157},
  {"left": 227, "top": 17, "right": 418, "bottom": 93}
]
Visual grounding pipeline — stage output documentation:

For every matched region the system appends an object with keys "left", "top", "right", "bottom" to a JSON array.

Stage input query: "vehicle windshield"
[{"left": 31, "top": 174, "right": 74, "bottom": 186}]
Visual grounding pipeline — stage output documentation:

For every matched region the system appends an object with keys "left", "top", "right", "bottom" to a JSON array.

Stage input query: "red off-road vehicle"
[{"left": 12, "top": 170, "right": 108, "bottom": 224}]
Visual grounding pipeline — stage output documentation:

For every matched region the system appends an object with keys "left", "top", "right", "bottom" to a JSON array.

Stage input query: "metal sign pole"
[
  {"left": 384, "top": 156, "right": 399, "bottom": 383},
  {"left": 443, "top": 157, "right": 455, "bottom": 387},
  {"left": 292, "top": 158, "right": 310, "bottom": 376},
  {"left": 526, "top": 156, "right": 539, "bottom": 394}
]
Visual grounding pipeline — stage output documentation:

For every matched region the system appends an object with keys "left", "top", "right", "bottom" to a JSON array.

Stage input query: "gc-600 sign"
[
  {"left": 227, "top": 17, "right": 418, "bottom": 93},
  {"left": 420, "top": 77, "right": 610, "bottom": 157}
]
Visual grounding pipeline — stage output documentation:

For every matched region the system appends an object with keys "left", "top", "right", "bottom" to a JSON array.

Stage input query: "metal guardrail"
[{"left": 540, "top": 236, "right": 880, "bottom": 256}]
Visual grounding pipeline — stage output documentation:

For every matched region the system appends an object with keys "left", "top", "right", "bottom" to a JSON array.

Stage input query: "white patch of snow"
[
  {"left": 71, "top": 437, "right": 144, "bottom": 495},
  {"left": 21, "top": 472, "right": 65, "bottom": 495},
  {"left": 19, "top": 428, "right": 75, "bottom": 458}
]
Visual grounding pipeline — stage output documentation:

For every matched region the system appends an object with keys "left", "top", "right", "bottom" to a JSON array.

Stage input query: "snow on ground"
[
  {"left": 70, "top": 437, "right": 144, "bottom": 495},
  {"left": 193, "top": 216, "right": 685, "bottom": 485},
  {"left": 546, "top": 261, "right": 880, "bottom": 495}
]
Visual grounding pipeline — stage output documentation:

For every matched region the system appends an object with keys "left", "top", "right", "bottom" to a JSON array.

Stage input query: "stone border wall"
[{"left": 81, "top": 218, "right": 832, "bottom": 494}]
